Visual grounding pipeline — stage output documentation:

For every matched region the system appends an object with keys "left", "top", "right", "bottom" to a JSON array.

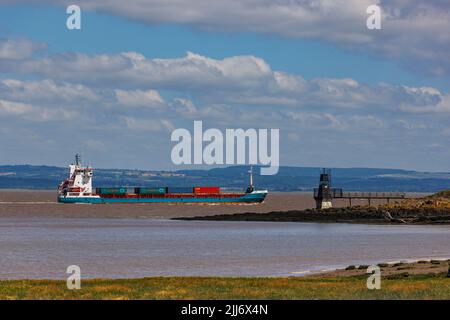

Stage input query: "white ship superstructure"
[{"left": 58, "top": 154, "right": 100, "bottom": 200}]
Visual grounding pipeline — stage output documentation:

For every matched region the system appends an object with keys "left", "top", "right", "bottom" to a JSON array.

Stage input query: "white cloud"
[
  {"left": 0, "top": 99, "right": 33, "bottom": 115},
  {"left": 1, "top": 42, "right": 449, "bottom": 170},
  {"left": 272, "top": 72, "right": 309, "bottom": 94},
  {"left": 349, "top": 115, "right": 385, "bottom": 128},
  {"left": 11, "top": 50, "right": 450, "bottom": 114},
  {"left": 115, "top": 89, "right": 165, "bottom": 108},
  {"left": 3, "top": 0, "right": 449, "bottom": 75},
  {"left": 124, "top": 116, "right": 173, "bottom": 132},
  {"left": 0, "top": 38, "right": 46, "bottom": 60},
  {"left": 1, "top": 79, "right": 99, "bottom": 103},
  {"left": 284, "top": 111, "right": 385, "bottom": 131},
  {"left": 36, "top": 107, "right": 78, "bottom": 122},
  {"left": 0, "top": 98, "right": 78, "bottom": 121},
  {"left": 18, "top": 51, "right": 274, "bottom": 92},
  {"left": 396, "top": 119, "right": 426, "bottom": 130},
  {"left": 170, "top": 98, "right": 198, "bottom": 116}
]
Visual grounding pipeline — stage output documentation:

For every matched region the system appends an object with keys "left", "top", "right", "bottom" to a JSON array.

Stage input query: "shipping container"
[
  {"left": 97, "top": 187, "right": 129, "bottom": 195},
  {"left": 135, "top": 187, "right": 167, "bottom": 194},
  {"left": 193, "top": 186, "right": 220, "bottom": 194},
  {"left": 167, "top": 187, "right": 193, "bottom": 194}
]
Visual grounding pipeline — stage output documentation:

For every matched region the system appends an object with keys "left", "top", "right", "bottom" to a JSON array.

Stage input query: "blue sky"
[{"left": 0, "top": 1, "right": 449, "bottom": 171}]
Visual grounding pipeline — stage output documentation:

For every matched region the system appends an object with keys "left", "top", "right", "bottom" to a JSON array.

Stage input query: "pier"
[
  {"left": 313, "top": 170, "right": 407, "bottom": 209},
  {"left": 330, "top": 191, "right": 406, "bottom": 207}
]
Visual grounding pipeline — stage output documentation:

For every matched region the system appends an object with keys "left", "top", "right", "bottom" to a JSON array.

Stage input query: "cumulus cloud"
[
  {"left": 0, "top": 79, "right": 99, "bottom": 103},
  {"left": 9, "top": 49, "right": 450, "bottom": 115},
  {"left": 169, "top": 98, "right": 199, "bottom": 118},
  {"left": 115, "top": 89, "right": 165, "bottom": 108},
  {"left": 124, "top": 116, "right": 173, "bottom": 132},
  {"left": 2, "top": 0, "right": 449, "bottom": 75},
  {"left": 283, "top": 111, "right": 385, "bottom": 131},
  {"left": 0, "top": 38, "right": 46, "bottom": 60},
  {"left": 0, "top": 98, "right": 78, "bottom": 121},
  {"left": 17, "top": 51, "right": 274, "bottom": 91},
  {"left": 0, "top": 39, "right": 449, "bottom": 169},
  {"left": 0, "top": 99, "right": 33, "bottom": 115}
]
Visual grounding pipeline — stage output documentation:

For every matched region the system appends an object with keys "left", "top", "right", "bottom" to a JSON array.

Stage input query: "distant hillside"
[{"left": 0, "top": 165, "right": 450, "bottom": 192}]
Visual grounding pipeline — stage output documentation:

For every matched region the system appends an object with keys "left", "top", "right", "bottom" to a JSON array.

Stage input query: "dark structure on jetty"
[{"left": 313, "top": 169, "right": 407, "bottom": 209}]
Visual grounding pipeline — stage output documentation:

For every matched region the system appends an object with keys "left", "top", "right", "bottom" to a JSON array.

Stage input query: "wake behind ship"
[{"left": 57, "top": 155, "right": 268, "bottom": 204}]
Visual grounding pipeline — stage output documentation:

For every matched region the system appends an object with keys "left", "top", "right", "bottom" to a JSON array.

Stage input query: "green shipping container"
[
  {"left": 98, "top": 187, "right": 128, "bottom": 195},
  {"left": 136, "top": 187, "right": 167, "bottom": 194}
]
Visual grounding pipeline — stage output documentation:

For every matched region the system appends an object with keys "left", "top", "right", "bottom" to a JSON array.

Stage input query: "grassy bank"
[{"left": 1, "top": 273, "right": 449, "bottom": 300}]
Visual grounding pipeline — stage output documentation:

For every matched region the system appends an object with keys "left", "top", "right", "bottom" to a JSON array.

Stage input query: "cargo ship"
[{"left": 57, "top": 155, "right": 268, "bottom": 204}]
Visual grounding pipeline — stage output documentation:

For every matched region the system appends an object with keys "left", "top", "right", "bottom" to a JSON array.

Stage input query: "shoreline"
[
  {"left": 174, "top": 205, "right": 450, "bottom": 225},
  {"left": 306, "top": 257, "right": 450, "bottom": 278},
  {"left": 2, "top": 257, "right": 448, "bottom": 281},
  {"left": 175, "top": 190, "right": 450, "bottom": 224}
]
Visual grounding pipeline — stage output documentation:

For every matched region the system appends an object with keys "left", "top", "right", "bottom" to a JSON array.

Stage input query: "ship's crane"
[{"left": 246, "top": 166, "right": 254, "bottom": 193}]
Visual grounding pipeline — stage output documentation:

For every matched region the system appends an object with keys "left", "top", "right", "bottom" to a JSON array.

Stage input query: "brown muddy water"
[
  {"left": 0, "top": 190, "right": 445, "bottom": 279},
  {"left": 0, "top": 218, "right": 449, "bottom": 279},
  {"left": 0, "top": 190, "right": 412, "bottom": 219}
]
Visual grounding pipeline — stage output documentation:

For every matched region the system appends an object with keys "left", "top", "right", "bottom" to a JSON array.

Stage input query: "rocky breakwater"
[{"left": 175, "top": 190, "right": 450, "bottom": 225}]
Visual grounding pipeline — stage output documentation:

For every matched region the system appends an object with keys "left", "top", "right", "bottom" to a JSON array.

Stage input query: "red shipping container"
[{"left": 193, "top": 186, "right": 220, "bottom": 194}]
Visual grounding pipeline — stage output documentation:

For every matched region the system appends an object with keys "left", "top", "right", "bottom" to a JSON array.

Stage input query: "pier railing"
[
  {"left": 314, "top": 188, "right": 407, "bottom": 206},
  {"left": 340, "top": 191, "right": 406, "bottom": 199}
]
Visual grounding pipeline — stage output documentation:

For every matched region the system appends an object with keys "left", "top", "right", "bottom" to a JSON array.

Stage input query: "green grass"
[
  {"left": 430, "top": 190, "right": 450, "bottom": 199},
  {"left": 0, "top": 274, "right": 449, "bottom": 300}
]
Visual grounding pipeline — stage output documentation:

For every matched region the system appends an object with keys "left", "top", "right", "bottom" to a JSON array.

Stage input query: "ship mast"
[
  {"left": 247, "top": 165, "right": 254, "bottom": 193},
  {"left": 75, "top": 153, "right": 81, "bottom": 166}
]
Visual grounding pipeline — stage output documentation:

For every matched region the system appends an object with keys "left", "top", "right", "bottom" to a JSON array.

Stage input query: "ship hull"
[{"left": 57, "top": 192, "right": 267, "bottom": 204}]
